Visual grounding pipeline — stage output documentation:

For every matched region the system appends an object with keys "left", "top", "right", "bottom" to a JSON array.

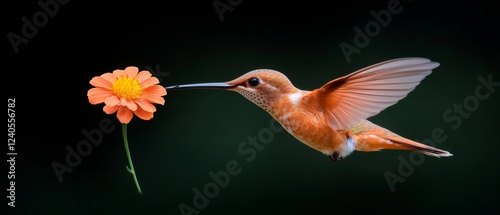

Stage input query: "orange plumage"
[{"left": 166, "top": 57, "right": 452, "bottom": 161}]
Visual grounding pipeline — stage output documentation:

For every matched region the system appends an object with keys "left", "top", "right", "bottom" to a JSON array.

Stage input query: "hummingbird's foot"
[{"left": 329, "top": 152, "right": 343, "bottom": 162}]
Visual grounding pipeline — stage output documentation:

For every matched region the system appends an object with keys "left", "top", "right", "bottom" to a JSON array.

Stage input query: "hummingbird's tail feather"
[
  {"left": 355, "top": 134, "right": 453, "bottom": 157},
  {"left": 383, "top": 136, "right": 453, "bottom": 157}
]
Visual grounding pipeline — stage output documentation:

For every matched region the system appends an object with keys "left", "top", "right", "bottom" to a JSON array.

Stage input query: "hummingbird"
[{"left": 166, "top": 57, "right": 452, "bottom": 161}]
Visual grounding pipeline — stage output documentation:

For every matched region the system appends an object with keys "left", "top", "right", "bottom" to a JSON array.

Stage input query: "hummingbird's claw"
[{"left": 329, "top": 152, "right": 343, "bottom": 162}]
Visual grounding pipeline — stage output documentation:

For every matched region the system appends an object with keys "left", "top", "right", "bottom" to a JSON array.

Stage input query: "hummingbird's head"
[
  {"left": 225, "top": 69, "right": 298, "bottom": 111},
  {"left": 165, "top": 69, "right": 298, "bottom": 112}
]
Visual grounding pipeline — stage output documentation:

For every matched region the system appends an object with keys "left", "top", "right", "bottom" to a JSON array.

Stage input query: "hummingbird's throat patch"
[{"left": 234, "top": 88, "right": 269, "bottom": 111}]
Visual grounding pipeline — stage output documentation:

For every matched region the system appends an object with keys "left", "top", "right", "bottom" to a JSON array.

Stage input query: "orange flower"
[{"left": 87, "top": 66, "right": 167, "bottom": 124}]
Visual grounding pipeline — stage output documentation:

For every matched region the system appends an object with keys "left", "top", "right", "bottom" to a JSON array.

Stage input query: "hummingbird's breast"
[{"left": 269, "top": 91, "right": 348, "bottom": 155}]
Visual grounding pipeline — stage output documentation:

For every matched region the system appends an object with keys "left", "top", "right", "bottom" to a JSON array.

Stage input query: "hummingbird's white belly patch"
[{"left": 338, "top": 137, "right": 356, "bottom": 158}]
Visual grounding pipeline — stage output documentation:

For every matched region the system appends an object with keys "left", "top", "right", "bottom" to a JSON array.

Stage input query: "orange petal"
[
  {"left": 120, "top": 97, "right": 128, "bottom": 106},
  {"left": 126, "top": 100, "right": 138, "bottom": 111},
  {"left": 88, "top": 88, "right": 114, "bottom": 104},
  {"left": 134, "top": 106, "right": 154, "bottom": 121},
  {"left": 87, "top": 87, "right": 110, "bottom": 96},
  {"left": 89, "top": 76, "right": 112, "bottom": 89},
  {"left": 100, "top": 72, "right": 117, "bottom": 84},
  {"left": 134, "top": 98, "right": 156, "bottom": 112},
  {"left": 136, "top": 70, "right": 152, "bottom": 83},
  {"left": 116, "top": 98, "right": 138, "bottom": 111},
  {"left": 117, "top": 106, "right": 133, "bottom": 124},
  {"left": 143, "top": 94, "right": 165, "bottom": 105},
  {"left": 140, "top": 76, "right": 160, "bottom": 89},
  {"left": 124, "top": 66, "right": 139, "bottom": 78},
  {"left": 104, "top": 96, "right": 120, "bottom": 106},
  {"left": 113, "top": 69, "right": 125, "bottom": 78},
  {"left": 143, "top": 85, "right": 167, "bottom": 96},
  {"left": 103, "top": 105, "right": 118, "bottom": 114}
]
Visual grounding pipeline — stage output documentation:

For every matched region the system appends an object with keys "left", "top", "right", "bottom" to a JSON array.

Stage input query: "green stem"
[{"left": 122, "top": 123, "right": 143, "bottom": 195}]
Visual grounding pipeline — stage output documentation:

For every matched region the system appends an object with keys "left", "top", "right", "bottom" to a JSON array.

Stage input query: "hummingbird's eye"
[{"left": 248, "top": 77, "right": 260, "bottom": 87}]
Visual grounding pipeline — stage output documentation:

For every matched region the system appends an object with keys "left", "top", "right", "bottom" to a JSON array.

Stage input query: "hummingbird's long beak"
[{"left": 165, "top": 82, "right": 235, "bottom": 90}]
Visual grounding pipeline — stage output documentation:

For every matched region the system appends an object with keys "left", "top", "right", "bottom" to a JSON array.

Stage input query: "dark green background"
[{"left": 5, "top": 0, "right": 499, "bottom": 214}]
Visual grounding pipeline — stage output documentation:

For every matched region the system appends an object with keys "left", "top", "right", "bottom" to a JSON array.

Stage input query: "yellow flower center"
[{"left": 112, "top": 76, "right": 143, "bottom": 100}]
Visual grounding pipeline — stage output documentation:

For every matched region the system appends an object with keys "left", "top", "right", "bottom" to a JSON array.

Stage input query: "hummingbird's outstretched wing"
[{"left": 314, "top": 57, "right": 438, "bottom": 130}]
